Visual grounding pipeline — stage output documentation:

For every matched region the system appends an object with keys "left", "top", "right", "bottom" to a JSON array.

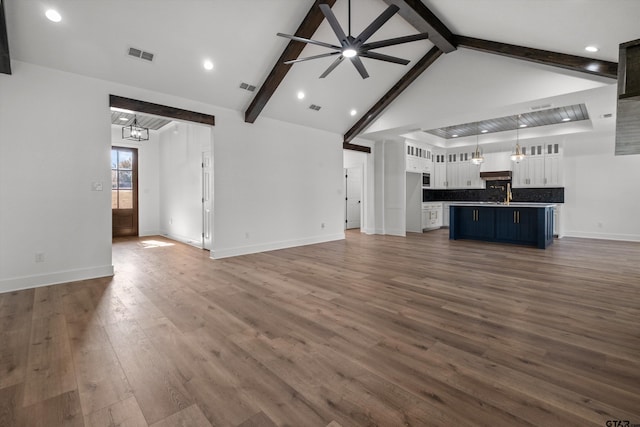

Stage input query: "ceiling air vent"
[
  {"left": 127, "top": 46, "right": 155, "bottom": 62},
  {"left": 309, "top": 104, "right": 321, "bottom": 111},
  {"left": 530, "top": 104, "right": 553, "bottom": 111},
  {"left": 602, "top": 113, "right": 614, "bottom": 118},
  {"left": 239, "top": 82, "right": 256, "bottom": 92}
]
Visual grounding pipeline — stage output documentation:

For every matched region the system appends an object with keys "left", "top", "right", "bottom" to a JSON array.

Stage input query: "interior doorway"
[
  {"left": 345, "top": 167, "right": 362, "bottom": 230},
  {"left": 111, "top": 147, "right": 138, "bottom": 237},
  {"left": 109, "top": 95, "right": 216, "bottom": 249},
  {"left": 202, "top": 150, "right": 212, "bottom": 250}
]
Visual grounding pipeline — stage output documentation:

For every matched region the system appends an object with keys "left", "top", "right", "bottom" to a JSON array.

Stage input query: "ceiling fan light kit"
[{"left": 277, "top": 0, "right": 429, "bottom": 79}]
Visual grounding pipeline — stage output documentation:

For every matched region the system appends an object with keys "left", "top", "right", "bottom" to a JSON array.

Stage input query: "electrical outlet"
[{"left": 35, "top": 252, "right": 45, "bottom": 263}]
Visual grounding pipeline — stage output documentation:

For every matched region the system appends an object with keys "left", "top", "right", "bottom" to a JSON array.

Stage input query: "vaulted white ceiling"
[{"left": 5, "top": 0, "right": 640, "bottom": 144}]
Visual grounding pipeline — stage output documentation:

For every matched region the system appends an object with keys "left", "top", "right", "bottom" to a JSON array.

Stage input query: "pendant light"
[
  {"left": 122, "top": 115, "right": 149, "bottom": 141},
  {"left": 470, "top": 122, "right": 484, "bottom": 165},
  {"left": 510, "top": 114, "right": 525, "bottom": 163}
]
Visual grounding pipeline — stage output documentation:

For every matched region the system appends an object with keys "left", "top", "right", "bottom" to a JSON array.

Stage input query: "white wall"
[
  {"left": 382, "top": 139, "right": 406, "bottom": 236},
  {"left": 158, "top": 123, "right": 210, "bottom": 246},
  {"left": 110, "top": 127, "right": 161, "bottom": 236},
  {"left": 563, "top": 128, "right": 640, "bottom": 241},
  {"left": 405, "top": 172, "right": 422, "bottom": 233},
  {"left": 210, "top": 109, "right": 344, "bottom": 258},
  {"left": 0, "top": 60, "right": 345, "bottom": 292}
]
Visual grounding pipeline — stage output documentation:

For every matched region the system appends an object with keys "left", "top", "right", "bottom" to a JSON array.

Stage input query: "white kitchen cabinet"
[
  {"left": 544, "top": 144, "right": 563, "bottom": 186},
  {"left": 512, "top": 143, "right": 563, "bottom": 188},
  {"left": 406, "top": 142, "right": 432, "bottom": 174},
  {"left": 446, "top": 155, "right": 461, "bottom": 188},
  {"left": 446, "top": 151, "right": 482, "bottom": 189},
  {"left": 433, "top": 152, "right": 447, "bottom": 189},
  {"left": 422, "top": 202, "right": 443, "bottom": 230}
]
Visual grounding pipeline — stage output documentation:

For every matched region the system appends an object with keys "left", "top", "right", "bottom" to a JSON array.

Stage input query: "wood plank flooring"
[{"left": 1, "top": 230, "right": 640, "bottom": 426}]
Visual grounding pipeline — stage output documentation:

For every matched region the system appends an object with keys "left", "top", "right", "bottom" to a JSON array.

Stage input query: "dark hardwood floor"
[{"left": 1, "top": 230, "right": 639, "bottom": 426}]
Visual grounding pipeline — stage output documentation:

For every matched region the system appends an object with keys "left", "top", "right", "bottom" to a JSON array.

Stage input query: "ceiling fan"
[{"left": 277, "top": 0, "right": 429, "bottom": 79}]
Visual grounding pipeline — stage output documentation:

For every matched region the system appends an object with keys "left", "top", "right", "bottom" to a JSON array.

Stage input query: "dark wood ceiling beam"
[
  {"left": 456, "top": 35, "right": 618, "bottom": 79},
  {"left": 110, "top": 95, "right": 215, "bottom": 126},
  {"left": 343, "top": 142, "right": 371, "bottom": 153},
  {"left": 244, "top": 0, "right": 337, "bottom": 124},
  {"left": 0, "top": 0, "right": 11, "bottom": 75},
  {"left": 382, "top": 0, "right": 456, "bottom": 53},
  {"left": 344, "top": 46, "right": 443, "bottom": 143}
]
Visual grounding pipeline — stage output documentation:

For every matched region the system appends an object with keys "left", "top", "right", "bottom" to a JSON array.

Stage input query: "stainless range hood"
[{"left": 479, "top": 171, "right": 512, "bottom": 181}]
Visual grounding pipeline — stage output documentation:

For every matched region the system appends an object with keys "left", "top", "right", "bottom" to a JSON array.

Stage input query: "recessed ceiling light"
[
  {"left": 562, "top": 117, "right": 571, "bottom": 122},
  {"left": 119, "top": 117, "right": 129, "bottom": 121},
  {"left": 585, "top": 46, "right": 599, "bottom": 53},
  {"left": 481, "top": 129, "right": 488, "bottom": 133},
  {"left": 45, "top": 9, "right": 62, "bottom": 22},
  {"left": 519, "top": 124, "right": 527, "bottom": 128},
  {"left": 297, "top": 91, "right": 305, "bottom": 100},
  {"left": 350, "top": 109, "right": 357, "bottom": 116},
  {"left": 452, "top": 134, "right": 458, "bottom": 138},
  {"left": 203, "top": 60, "right": 214, "bottom": 71}
]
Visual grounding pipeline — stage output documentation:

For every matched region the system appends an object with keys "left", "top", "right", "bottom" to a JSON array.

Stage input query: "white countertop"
[{"left": 448, "top": 202, "right": 557, "bottom": 208}]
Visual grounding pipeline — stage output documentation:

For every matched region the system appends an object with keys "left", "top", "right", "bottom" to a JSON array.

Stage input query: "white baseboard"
[
  {"left": 0, "top": 265, "right": 114, "bottom": 294},
  {"left": 211, "top": 233, "right": 345, "bottom": 259},
  {"left": 161, "top": 232, "right": 203, "bottom": 249},
  {"left": 139, "top": 229, "right": 161, "bottom": 237},
  {"left": 384, "top": 228, "right": 406, "bottom": 237},
  {"left": 563, "top": 230, "right": 640, "bottom": 242}
]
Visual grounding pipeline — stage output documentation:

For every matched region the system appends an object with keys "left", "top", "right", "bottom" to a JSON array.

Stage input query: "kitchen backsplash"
[{"left": 423, "top": 181, "right": 564, "bottom": 203}]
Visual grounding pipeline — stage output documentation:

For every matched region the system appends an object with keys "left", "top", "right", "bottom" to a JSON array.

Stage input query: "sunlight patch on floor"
[{"left": 140, "top": 240, "right": 175, "bottom": 248}]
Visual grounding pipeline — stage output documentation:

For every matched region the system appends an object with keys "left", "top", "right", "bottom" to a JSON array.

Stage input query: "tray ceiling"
[{"left": 423, "top": 104, "right": 590, "bottom": 139}]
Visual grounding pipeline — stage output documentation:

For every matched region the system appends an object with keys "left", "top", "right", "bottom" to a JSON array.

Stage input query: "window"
[{"left": 111, "top": 148, "right": 134, "bottom": 209}]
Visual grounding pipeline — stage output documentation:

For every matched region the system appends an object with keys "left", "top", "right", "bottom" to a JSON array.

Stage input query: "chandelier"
[{"left": 122, "top": 115, "right": 149, "bottom": 141}]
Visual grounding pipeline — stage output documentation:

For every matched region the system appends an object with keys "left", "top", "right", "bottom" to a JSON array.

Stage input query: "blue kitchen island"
[{"left": 449, "top": 203, "right": 555, "bottom": 249}]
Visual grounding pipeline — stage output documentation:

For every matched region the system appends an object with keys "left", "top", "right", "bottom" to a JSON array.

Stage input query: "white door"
[
  {"left": 202, "top": 151, "right": 213, "bottom": 250},
  {"left": 345, "top": 167, "right": 362, "bottom": 230}
]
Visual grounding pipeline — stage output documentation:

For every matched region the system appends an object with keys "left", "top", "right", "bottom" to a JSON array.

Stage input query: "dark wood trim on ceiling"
[
  {"left": 344, "top": 46, "right": 443, "bottom": 144},
  {"left": 109, "top": 95, "right": 215, "bottom": 126},
  {"left": 382, "top": 0, "right": 456, "bottom": 53},
  {"left": 456, "top": 35, "right": 618, "bottom": 79},
  {"left": 343, "top": 142, "right": 371, "bottom": 153},
  {"left": 244, "top": 0, "right": 337, "bottom": 124},
  {"left": 0, "top": 0, "right": 11, "bottom": 75}
]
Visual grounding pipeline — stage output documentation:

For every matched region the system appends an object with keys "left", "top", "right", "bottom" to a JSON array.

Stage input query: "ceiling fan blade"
[
  {"left": 359, "top": 51, "right": 410, "bottom": 65},
  {"left": 319, "top": 56, "right": 345, "bottom": 78},
  {"left": 355, "top": 4, "right": 400, "bottom": 44},
  {"left": 349, "top": 56, "right": 370, "bottom": 79},
  {"left": 318, "top": 4, "right": 348, "bottom": 46},
  {"left": 285, "top": 51, "right": 341, "bottom": 64},
  {"left": 362, "top": 33, "right": 430, "bottom": 50},
  {"left": 277, "top": 33, "right": 341, "bottom": 50}
]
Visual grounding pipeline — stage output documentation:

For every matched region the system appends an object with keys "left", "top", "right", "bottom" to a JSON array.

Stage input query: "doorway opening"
[{"left": 109, "top": 95, "right": 215, "bottom": 252}]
